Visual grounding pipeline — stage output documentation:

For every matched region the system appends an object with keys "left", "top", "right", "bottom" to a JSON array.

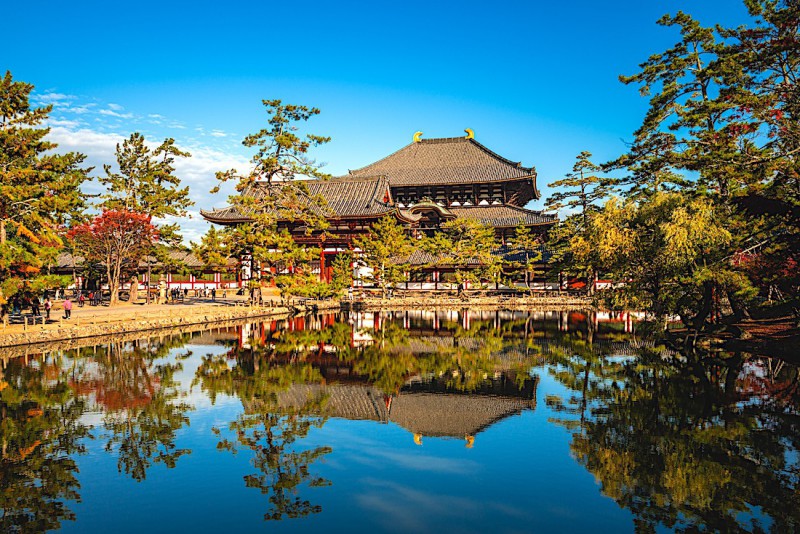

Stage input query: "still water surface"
[{"left": 1, "top": 310, "right": 798, "bottom": 533}]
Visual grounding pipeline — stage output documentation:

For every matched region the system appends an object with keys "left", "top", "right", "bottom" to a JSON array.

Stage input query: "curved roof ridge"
[
  {"left": 328, "top": 173, "right": 388, "bottom": 183},
  {"left": 348, "top": 142, "right": 414, "bottom": 176},
  {"left": 465, "top": 138, "right": 534, "bottom": 174}
]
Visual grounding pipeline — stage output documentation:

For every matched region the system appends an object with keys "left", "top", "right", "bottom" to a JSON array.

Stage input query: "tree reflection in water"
[
  {"left": 71, "top": 336, "right": 194, "bottom": 482},
  {"left": 547, "top": 337, "right": 800, "bottom": 532},
  {"left": 0, "top": 355, "right": 89, "bottom": 533},
  {"left": 194, "top": 336, "right": 333, "bottom": 521},
  {"left": 3, "top": 310, "right": 800, "bottom": 532}
]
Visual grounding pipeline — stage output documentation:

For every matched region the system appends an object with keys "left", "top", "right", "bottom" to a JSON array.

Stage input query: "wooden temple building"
[{"left": 201, "top": 131, "right": 556, "bottom": 289}]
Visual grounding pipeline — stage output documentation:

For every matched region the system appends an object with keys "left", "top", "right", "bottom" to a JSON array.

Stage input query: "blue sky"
[{"left": 6, "top": 0, "right": 754, "bottom": 242}]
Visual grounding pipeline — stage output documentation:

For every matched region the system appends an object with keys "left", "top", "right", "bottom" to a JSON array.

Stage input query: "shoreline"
[
  {"left": 0, "top": 299, "right": 340, "bottom": 355},
  {"left": 0, "top": 294, "right": 594, "bottom": 353}
]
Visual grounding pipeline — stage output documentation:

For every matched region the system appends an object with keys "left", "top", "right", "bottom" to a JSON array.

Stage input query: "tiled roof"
[
  {"left": 269, "top": 381, "right": 536, "bottom": 438},
  {"left": 449, "top": 205, "right": 556, "bottom": 227},
  {"left": 394, "top": 243, "right": 550, "bottom": 266},
  {"left": 53, "top": 251, "right": 234, "bottom": 270},
  {"left": 349, "top": 136, "right": 538, "bottom": 190},
  {"left": 201, "top": 175, "right": 394, "bottom": 224}
]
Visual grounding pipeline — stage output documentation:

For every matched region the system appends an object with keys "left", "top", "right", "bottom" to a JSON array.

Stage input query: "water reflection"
[{"left": 0, "top": 309, "right": 798, "bottom": 532}]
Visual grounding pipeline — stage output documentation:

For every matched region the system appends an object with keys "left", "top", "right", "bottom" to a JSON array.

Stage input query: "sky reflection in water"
[{"left": 1, "top": 310, "right": 798, "bottom": 533}]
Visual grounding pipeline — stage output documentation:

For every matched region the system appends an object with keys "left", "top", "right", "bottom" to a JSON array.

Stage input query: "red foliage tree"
[{"left": 68, "top": 210, "right": 158, "bottom": 306}]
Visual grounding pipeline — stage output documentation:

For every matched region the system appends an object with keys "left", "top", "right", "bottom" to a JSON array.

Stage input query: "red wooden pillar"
[{"left": 320, "top": 249, "right": 326, "bottom": 282}]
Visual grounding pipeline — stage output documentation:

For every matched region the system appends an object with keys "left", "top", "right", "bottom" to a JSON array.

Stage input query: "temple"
[{"left": 201, "top": 131, "right": 556, "bottom": 287}]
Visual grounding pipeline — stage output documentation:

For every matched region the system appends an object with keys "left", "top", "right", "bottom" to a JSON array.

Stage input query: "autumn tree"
[
  {"left": 0, "top": 71, "right": 90, "bottom": 304},
  {"left": 353, "top": 215, "right": 413, "bottom": 297},
  {"left": 69, "top": 210, "right": 158, "bottom": 306},
  {"left": 589, "top": 193, "right": 741, "bottom": 329}
]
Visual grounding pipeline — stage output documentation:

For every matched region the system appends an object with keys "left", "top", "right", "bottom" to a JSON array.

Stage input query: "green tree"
[
  {"left": 721, "top": 0, "right": 800, "bottom": 312},
  {"left": 589, "top": 192, "right": 738, "bottom": 329},
  {"left": 508, "top": 222, "right": 542, "bottom": 295},
  {"left": 353, "top": 215, "right": 413, "bottom": 298},
  {"left": 559, "top": 347, "right": 800, "bottom": 532},
  {"left": 0, "top": 356, "right": 90, "bottom": 533},
  {"left": 212, "top": 100, "right": 331, "bottom": 294},
  {"left": 546, "top": 151, "right": 615, "bottom": 292},
  {"left": 94, "top": 341, "right": 192, "bottom": 481},
  {"left": 99, "top": 132, "right": 192, "bottom": 303},
  {"left": 421, "top": 218, "right": 500, "bottom": 291},
  {"left": 0, "top": 71, "right": 90, "bottom": 304},
  {"left": 194, "top": 343, "right": 332, "bottom": 521},
  {"left": 192, "top": 226, "right": 228, "bottom": 271}
]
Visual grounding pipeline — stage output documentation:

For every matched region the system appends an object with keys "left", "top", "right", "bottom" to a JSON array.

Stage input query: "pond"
[{"left": 1, "top": 309, "right": 799, "bottom": 533}]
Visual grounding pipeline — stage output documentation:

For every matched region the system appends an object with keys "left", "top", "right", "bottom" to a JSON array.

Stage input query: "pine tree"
[
  {"left": 353, "top": 215, "right": 413, "bottom": 298},
  {"left": 98, "top": 132, "right": 192, "bottom": 303},
  {"left": 546, "top": 151, "right": 615, "bottom": 292},
  {"left": 212, "top": 100, "right": 331, "bottom": 293},
  {"left": 0, "top": 71, "right": 90, "bottom": 304}
]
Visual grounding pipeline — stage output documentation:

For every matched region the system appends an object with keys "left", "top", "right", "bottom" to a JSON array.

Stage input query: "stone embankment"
[
  {"left": 351, "top": 294, "right": 593, "bottom": 311},
  {"left": 0, "top": 299, "right": 340, "bottom": 354}
]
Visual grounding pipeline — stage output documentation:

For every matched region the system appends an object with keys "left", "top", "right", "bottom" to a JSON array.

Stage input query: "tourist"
[
  {"left": 44, "top": 297, "right": 52, "bottom": 320},
  {"left": 63, "top": 298, "right": 72, "bottom": 319},
  {"left": 211, "top": 287, "right": 216, "bottom": 301},
  {"left": 78, "top": 292, "right": 85, "bottom": 307},
  {"left": 31, "top": 296, "right": 40, "bottom": 316}
]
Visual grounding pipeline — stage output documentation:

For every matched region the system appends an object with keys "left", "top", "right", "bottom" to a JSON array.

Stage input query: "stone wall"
[{"left": 0, "top": 299, "right": 341, "bottom": 353}]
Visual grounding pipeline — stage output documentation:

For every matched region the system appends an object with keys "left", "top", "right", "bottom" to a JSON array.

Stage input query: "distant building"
[{"left": 53, "top": 250, "right": 239, "bottom": 292}]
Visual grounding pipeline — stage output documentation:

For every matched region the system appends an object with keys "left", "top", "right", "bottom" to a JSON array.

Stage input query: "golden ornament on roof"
[
  {"left": 464, "top": 128, "right": 474, "bottom": 139},
  {"left": 413, "top": 131, "right": 423, "bottom": 143}
]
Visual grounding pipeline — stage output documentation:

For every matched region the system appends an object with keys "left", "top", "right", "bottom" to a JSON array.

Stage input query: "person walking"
[
  {"left": 211, "top": 287, "right": 216, "bottom": 301},
  {"left": 31, "top": 296, "right": 40, "bottom": 316},
  {"left": 63, "top": 298, "right": 72, "bottom": 319},
  {"left": 44, "top": 297, "right": 52, "bottom": 320},
  {"left": 78, "top": 292, "right": 85, "bottom": 307}
]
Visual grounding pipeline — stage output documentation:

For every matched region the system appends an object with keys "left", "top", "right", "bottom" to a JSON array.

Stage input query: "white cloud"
[
  {"left": 99, "top": 108, "right": 134, "bottom": 119},
  {"left": 107, "top": 103, "right": 124, "bottom": 111},
  {"left": 36, "top": 92, "right": 76, "bottom": 105},
  {"left": 46, "top": 118, "right": 83, "bottom": 128},
  {"left": 45, "top": 119, "right": 249, "bottom": 245},
  {"left": 210, "top": 130, "right": 227, "bottom": 138},
  {"left": 67, "top": 104, "right": 96, "bottom": 114}
]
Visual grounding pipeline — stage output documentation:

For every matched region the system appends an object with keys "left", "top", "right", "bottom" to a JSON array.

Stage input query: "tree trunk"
[
  {"left": 0, "top": 220, "right": 5, "bottom": 244},
  {"left": 130, "top": 275, "right": 139, "bottom": 304},
  {"left": 692, "top": 281, "right": 715, "bottom": 332},
  {"left": 146, "top": 263, "right": 152, "bottom": 305},
  {"left": 726, "top": 288, "right": 751, "bottom": 321}
]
